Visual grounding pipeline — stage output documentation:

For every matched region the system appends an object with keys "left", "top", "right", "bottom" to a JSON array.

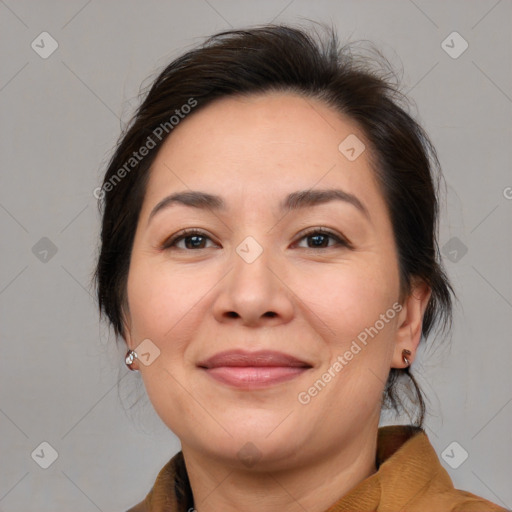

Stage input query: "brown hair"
[{"left": 94, "top": 23, "right": 455, "bottom": 427}]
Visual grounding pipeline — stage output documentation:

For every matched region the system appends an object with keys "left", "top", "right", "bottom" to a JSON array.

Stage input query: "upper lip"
[{"left": 197, "top": 350, "right": 312, "bottom": 369}]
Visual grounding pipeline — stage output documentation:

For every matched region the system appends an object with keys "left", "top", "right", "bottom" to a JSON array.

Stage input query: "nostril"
[
  {"left": 264, "top": 311, "right": 277, "bottom": 318},
  {"left": 226, "top": 311, "right": 239, "bottom": 318}
]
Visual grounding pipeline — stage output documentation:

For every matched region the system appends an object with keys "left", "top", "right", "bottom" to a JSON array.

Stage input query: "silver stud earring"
[{"left": 125, "top": 349, "right": 138, "bottom": 370}]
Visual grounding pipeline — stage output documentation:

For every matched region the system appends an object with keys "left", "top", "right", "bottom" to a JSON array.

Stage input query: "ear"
[{"left": 391, "top": 279, "right": 432, "bottom": 369}]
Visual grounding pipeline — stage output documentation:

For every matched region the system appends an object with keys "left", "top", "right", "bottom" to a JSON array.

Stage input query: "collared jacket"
[{"left": 126, "top": 425, "right": 509, "bottom": 512}]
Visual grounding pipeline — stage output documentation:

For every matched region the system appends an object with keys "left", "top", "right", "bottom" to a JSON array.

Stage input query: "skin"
[{"left": 123, "top": 92, "right": 432, "bottom": 512}]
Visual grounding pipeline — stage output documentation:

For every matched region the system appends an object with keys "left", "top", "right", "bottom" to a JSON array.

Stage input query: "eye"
[
  {"left": 294, "top": 228, "right": 351, "bottom": 249},
  {"left": 160, "top": 227, "right": 352, "bottom": 251},
  {"left": 160, "top": 229, "right": 217, "bottom": 250}
]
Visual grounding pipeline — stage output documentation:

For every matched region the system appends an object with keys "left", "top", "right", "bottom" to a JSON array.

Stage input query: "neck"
[{"left": 181, "top": 423, "right": 379, "bottom": 512}]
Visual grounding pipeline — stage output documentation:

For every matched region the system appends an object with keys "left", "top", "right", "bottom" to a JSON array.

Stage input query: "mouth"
[{"left": 197, "top": 350, "right": 313, "bottom": 389}]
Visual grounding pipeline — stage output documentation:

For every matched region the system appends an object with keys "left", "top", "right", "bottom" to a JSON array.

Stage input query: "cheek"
[
  {"left": 126, "top": 258, "right": 201, "bottom": 341},
  {"left": 295, "top": 259, "right": 397, "bottom": 343},
  {"left": 294, "top": 257, "right": 399, "bottom": 408}
]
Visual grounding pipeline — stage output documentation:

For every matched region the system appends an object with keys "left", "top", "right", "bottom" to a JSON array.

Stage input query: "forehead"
[
  {"left": 157, "top": 92, "right": 363, "bottom": 166},
  {"left": 142, "top": 92, "right": 384, "bottom": 216}
]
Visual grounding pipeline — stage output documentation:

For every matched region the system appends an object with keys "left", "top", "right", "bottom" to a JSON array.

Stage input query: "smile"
[{"left": 197, "top": 349, "right": 312, "bottom": 389}]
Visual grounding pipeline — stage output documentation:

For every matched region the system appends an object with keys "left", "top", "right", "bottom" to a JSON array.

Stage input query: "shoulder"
[
  {"left": 123, "top": 450, "right": 189, "bottom": 512},
  {"left": 428, "top": 488, "right": 510, "bottom": 511},
  {"left": 376, "top": 426, "right": 509, "bottom": 512},
  {"left": 125, "top": 499, "right": 148, "bottom": 512}
]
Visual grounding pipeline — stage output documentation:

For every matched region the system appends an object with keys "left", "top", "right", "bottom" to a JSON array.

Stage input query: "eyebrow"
[{"left": 147, "top": 188, "right": 370, "bottom": 225}]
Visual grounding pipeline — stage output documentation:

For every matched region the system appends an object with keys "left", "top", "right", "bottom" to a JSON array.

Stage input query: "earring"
[
  {"left": 402, "top": 349, "right": 412, "bottom": 367},
  {"left": 125, "top": 349, "right": 138, "bottom": 371}
]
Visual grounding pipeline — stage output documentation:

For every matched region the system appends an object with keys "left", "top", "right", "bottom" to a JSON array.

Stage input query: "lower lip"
[{"left": 202, "top": 366, "right": 309, "bottom": 388}]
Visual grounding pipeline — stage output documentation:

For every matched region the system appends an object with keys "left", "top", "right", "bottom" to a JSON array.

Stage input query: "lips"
[
  {"left": 197, "top": 350, "right": 312, "bottom": 389},
  {"left": 198, "top": 349, "right": 311, "bottom": 369}
]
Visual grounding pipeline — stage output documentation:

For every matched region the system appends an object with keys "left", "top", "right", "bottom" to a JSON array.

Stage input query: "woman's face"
[{"left": 124, "top": 92, "right": 413, "bottom": 468}]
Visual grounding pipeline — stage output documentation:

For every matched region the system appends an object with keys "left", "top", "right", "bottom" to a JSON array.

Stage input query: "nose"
[{"left": 212, "top": 241, "right": 294, "bottom": 328}]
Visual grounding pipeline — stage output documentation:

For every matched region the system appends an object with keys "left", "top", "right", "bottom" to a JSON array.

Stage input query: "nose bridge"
[
  {"left": 212, "top": 232, "right": 294, "bottom": 326},
  {"left": 233, "top": 234, "right": 272, "bottom": 288}
]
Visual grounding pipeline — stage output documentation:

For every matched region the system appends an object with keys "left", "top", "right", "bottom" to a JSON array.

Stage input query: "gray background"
[{"left": 1, "top": 0, "right": 511, "bottom": 510}]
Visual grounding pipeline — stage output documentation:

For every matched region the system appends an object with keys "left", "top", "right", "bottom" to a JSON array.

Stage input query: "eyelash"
[{"left": 160, "top": 227, "right": 352, "bottom": 251}]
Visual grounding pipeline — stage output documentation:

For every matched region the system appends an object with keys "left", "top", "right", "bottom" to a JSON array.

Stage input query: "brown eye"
[
  {"left": 295, "top": 229, "right": 351, "bottom": 249},
  {"left": 161, "top": 229, "right": 217, "bottom": 250}
]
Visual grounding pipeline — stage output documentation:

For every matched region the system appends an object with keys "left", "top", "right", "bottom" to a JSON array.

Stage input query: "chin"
[
  {"left": 199, "top": 434, "right": 304, "bottom": 471},
  {"left": 181, "top": 415, "right": 305, "bottom": 467}
]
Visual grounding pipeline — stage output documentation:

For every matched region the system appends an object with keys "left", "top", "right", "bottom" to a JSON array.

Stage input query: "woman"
[{"left": 94, "top": 24, "right": 507, "bottom": 512}]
